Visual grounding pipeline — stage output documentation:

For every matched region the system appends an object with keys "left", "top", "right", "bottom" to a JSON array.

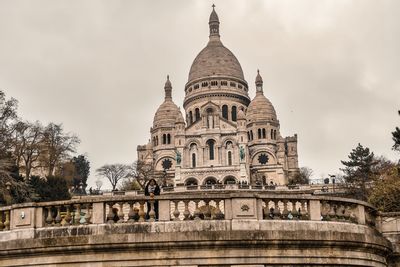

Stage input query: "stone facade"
[{"left": 137, "top": 7, "right": 299, "bottom": 186}]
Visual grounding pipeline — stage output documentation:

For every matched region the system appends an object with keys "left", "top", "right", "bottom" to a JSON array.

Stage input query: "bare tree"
[
  {"left": 41, "top": 123, "right": 80, "bottom": 176},
  {"left": 13, "top": 121, "right": 44, "bottom": 179},
  {"left": 290, "top": 167, "right": 313, "bottom": 185},
  {"left": 128, "top": 160, "right": 154, "bottom": 188},
  {"left": 96, "top": 164, "right": 131, "bottom": 191}
]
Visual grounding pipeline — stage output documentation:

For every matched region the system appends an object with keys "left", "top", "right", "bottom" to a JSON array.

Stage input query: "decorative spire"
[
  {"left": 209, "top": 4, "right": 220, "bottom": 39},
  {"left": 164, "top": 75, "right": 172, "bottom": 100},
  {"left": 255, "top": 69, "right": 263, "bottom": 94}
]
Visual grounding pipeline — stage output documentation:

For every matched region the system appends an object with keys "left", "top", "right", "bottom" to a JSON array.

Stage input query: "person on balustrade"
[{"left": 145, "top": 179, "right": 160, "bottom": 220}]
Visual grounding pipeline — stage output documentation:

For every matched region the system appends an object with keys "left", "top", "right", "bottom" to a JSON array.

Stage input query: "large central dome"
[
  {"left": 188, "top": 40, "right": 244, "bottom": 82},
  {"left": 187, "top": 6, "right": 245, "bottom": 83}
]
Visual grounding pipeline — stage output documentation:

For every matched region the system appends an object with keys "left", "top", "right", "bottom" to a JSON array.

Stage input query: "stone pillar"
[
  {"left": 11, "top": 207, "right": 36, "bottom": 230},
  {"left": 92, "top": 202, "right": 105, "bottom": 224},
  {"left": 35, "top": 206, "right": 44, "bottom": 228},
  {"left": 256, "top": 199, "right": 264, "bottom": 220},
  {"left": 356, "top": 204, "right": 366, "bottom": 225},
  {"left": 309, "top": 200, "right": 321, "bottom": 221},
  {"left": 174, "top": 165, "right": 181, "bottom": 186},
  {"left": 239, "top": 162, "right": 248, "bottom": 183},
  {"left": 158, "top": 200, "right": 170, "bottom": 221},
  {"left": 224, "top": 199, "right": 232, "bottom": 220}
]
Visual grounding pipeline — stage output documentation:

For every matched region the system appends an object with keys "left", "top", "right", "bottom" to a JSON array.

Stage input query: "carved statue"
[
  {"left": 175, "top": 150, "right": 182, "bottom": 165},
  {"left": 239, "top": 146, "right": 245, "bottom": 161}
]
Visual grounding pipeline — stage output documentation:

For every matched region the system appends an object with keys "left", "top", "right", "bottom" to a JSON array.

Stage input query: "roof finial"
[
  {"left": 209, "top": 4, "right": 220, "bottom": 39},
  {"left": 255, "top": 69, "right": 263, "bottom": 94},
  {"left": 164, "top": 75, "right": 172, "bottom": 99}
]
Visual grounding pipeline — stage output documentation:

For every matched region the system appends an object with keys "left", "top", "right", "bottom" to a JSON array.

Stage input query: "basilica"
[{"left": 137, "top": 6, "right": 299, "bottom": 186}]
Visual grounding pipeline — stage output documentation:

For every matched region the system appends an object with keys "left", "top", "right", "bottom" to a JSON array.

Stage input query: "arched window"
[
  {"left": 258, "top": 129, "right": 262, "bottom": 139},
  {"left": 250, "top": 130, "right": 254, "bottom": 140},
  {"left": 162, "top": 134, "right": 167, "bottom": 144},
  {"left": 270, "top": 129, "right": 273, "bottom": 139},
  {"left": 167, "top": 134, "right": 171, "bottom": 144},
  {"left": 195, "top": 108, "right": 200, "bottom": 121},
  {"left": 192, "top": 153, "right": 196, "bottom": 168},
  {"left": 189, "top": 111, "right": 193, "bottom": 125},
  {"left": 247, "top": 132, "right": 250, "bottom": 140},
  {"left": 207, "top": 139, "right": 215, "bottom": 160},
  {"left": 231, "top": 106, "right": 237, "bottom": 121},
  {"left": 228, "top": 151, "right": 232, "bottom": 166},
  {"left": 222, "top": 105, "right": 228, "bottom": 120},
  {"left": 262, "top": 128, "right": 266, "bottom": 139}
]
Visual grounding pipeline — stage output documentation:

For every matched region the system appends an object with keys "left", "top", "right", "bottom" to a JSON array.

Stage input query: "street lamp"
[{"left": 329, "top": 174, "right": 336, "bottom": 192}]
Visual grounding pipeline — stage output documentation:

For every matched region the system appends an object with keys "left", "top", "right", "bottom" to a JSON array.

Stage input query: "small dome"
[
  {"left": 246, "top": 94, "right": 277, "bottom": 123},
  {"left": 246, "top": 70, "right": 277, "bottom": 123},
  {"left": 153, "top": 101, "right": 182, "bottom": 128},
  {"left": 153, "top": 76, "right": 183, "bottom": 128},
  {"left": 237, "top": 108, "right": 246, "bottom": 120},
  {"left": 175, "top": 111, "right": 185, "bottom": 124}
]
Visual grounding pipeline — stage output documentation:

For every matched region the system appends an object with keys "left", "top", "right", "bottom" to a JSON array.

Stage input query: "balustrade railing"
[
  {"left": 263, "top": 199, "right": 309, "bottom": 220},
  {"left": 43, "top": 203, "right": 93, "bottom": 226},
  {"left": 0, "top": 191, "right": 380, "bottom": 231}
]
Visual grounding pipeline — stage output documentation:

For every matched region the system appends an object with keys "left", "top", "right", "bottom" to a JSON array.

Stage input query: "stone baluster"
[
  {"left": 204, "top": 200, "right": 211, "bottom": 220},
  {"left": 63, "top": 205, "right": 72, "bottom": 226},
  {"left": 327, "top": 202, "right": 336, "bottom": 221},
  {"left": 214, "top": 199, "right": 224, "bottom": 220},
  {"left": 148, "top": 200, "right": 156, "bottom": 222},
  {"left": 343, "top": 205, "right": 350, "bottom": 221},
  {"left": 54, "top": 206, "right": 62, "bottom": 226},
  {"left": 84, "top": 204, "right": 92, "bottom": 224},
  {"left": 336, "top": 204, "right": 345, "bottom": 220},
  {"left": 273, "top": 200, "right": 281, "bottom": 220},
  {"left": 106, "top": 202, "right": 115, "bottom": 223},
  {"left": 117, "top": 202, "right": 125, "bottom": 223},
  {"left": 4, "top": 211, "right": 10, "bottom": 231},
  {"left": 300, "top": 200, "right": 309, "bottom": 220},
  {"left": 281, "top": 200, "right": 289, "bottom": 219},
  {"left": 128, "top": 202, "right": 137, "bottom": 223},
  {"left": 45, "top": 206, "right": 54, "bottom": 226},
  {"left": 291, "top": 201, "right": 299, "bottom": 219},
  {"left": 183, "top": 201, "right": 190, "bottom": 220},
  {"left": 193, "top": 200, "right": 201, "bottom": 220},
  {"left": 138, "top": 201, "right": 146, "bottom": 222},
  {"left": 0, "top": 212, "right": 4, "bottom": 231},
  {"left": 173, "top": 201, "right": 180, "bottom": 221},
  {"left": 74, "top": 204, "right": 81, "bottom": 224}
]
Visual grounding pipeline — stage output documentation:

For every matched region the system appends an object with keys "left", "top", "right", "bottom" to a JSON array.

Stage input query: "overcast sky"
[{"left": 0, "top": 0, "right": 399, "bottom": 187}]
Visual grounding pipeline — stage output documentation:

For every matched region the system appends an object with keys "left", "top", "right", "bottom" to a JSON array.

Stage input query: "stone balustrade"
[
  {"left": 0, "top": 207, "right": 11, "bottom": 231},
  {"left": 0, "top": 190, "right": 380, "bottom": 232}
]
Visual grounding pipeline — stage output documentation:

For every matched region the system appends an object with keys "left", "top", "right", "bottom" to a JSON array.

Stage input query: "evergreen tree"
[
  {"left": 340, "top": 143, "right": 376, "bottom": 200},
  {"left": 392, "top": 110, "right": 400, "bottom": 152}
]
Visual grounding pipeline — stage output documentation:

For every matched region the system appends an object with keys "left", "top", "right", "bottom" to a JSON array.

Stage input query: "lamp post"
[{"left": 329, "top": 174, "right": 336, "bottom": 192}]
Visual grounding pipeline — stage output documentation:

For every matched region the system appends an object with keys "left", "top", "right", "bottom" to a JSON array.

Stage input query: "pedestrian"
[{"left": 144, "top": 179, "right": 160, "bottom": 220}]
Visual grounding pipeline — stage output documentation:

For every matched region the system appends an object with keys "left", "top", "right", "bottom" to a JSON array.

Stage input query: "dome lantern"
[
  {"left": 164, "top": 75, "right": 172, "bottom": 100},
  {"left": 209, "top": 4, "right": 220, "bottom": 39},
  {"left": 255, "top": 69, "right": 263, "bottom": 94}
]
